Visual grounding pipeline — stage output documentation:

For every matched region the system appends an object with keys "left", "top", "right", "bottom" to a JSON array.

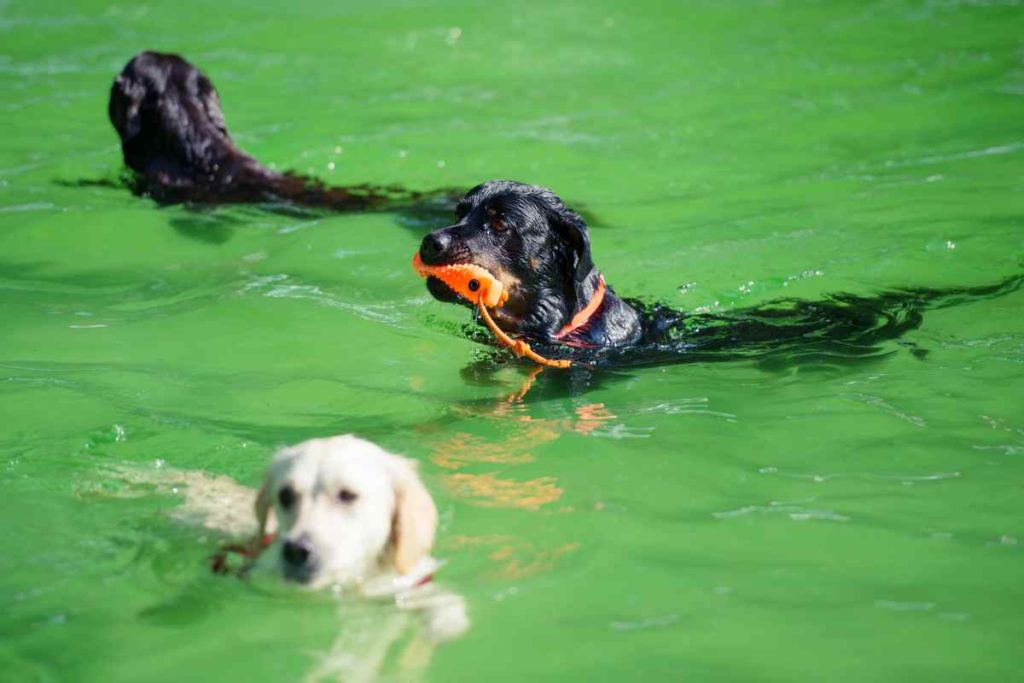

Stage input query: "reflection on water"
[
  {"left": 449, "top": 535, "right": 581, "bottom": 581},
  {"left": 430, "top": 392, "right": 614, "bottom": 510},
  {"left": 305, "top": 586, "right": 469, "bottom": 682},
  {"left": 445, "top": 472, "right": 563, "bottom": 510}
]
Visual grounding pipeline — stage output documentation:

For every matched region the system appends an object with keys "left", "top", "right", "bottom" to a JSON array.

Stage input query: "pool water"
[{"left": 2, "top": 0, "right": 1023, "bottom": 680}]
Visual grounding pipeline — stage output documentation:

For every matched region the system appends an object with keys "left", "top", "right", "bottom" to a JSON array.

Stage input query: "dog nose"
[
  {"left": 419, "top": 230, "right": 452, "bottom": 265},
  {"left": 282, "top": 536, "right": 314, "bottom": 568}
]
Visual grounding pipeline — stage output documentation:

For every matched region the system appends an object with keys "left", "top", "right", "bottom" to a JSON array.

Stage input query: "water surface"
[{"left": 2, "top": 0, "right": 1023, "bottom": 680}]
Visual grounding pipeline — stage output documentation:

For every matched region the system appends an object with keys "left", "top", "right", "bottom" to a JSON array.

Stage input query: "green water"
[{"left": 2, "top": 0, "right": 1023, "bottom": 680}]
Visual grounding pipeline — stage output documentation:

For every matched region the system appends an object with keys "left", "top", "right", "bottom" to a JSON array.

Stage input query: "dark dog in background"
[
  {"left": 418, "top": 180, "right": 1022, "bottom": 369},
  {"left": 109, "top": 51, "right": 450, "bottom": 212}
]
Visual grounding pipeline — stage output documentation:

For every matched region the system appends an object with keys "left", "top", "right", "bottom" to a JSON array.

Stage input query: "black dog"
[
  {"left": 418, "top": 180, "right": 1022, "bottom": 369},
  {"left": 109, "top": 51, "right": 449, "bottom": 212}
]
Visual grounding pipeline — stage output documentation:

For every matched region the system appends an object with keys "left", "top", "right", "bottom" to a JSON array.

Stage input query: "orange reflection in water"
[
  {"left": 422, "top": 371, "right": 613, "bottom": 580},
  {"left": 448, "top": 534, "right": 582, "bottom": 580},
  {"left": 444, "top": 472, "right": 562, "bottom": 510},
  {"left": 430, "top": 387, "right": 614, "bottom": 511}
]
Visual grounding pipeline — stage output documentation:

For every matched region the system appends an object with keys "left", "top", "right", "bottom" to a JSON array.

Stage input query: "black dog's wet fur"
[
  {"left": 420, "top": 180, "right": 1022, "bottom": 371},
  {"left": 108, "top": 50, "right": 458, "bottom": 214}
]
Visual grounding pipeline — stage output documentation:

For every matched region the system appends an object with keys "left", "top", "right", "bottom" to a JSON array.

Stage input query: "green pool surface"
[{"left": 2, "top": 0, "right": 1023, "bottom": 680}]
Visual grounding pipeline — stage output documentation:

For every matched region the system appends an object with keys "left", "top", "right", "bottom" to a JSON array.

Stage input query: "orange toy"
[
  {"left": 412, "top": 253, "right": 572, "bottom": 369},
  {"left": 412, "top": 253, "right": 507, "bottom": 308}
]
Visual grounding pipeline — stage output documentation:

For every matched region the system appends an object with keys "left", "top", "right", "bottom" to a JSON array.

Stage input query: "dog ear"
[
  {"left": 108, "top": 72, "right": 145, "bottom": 142},
  {"left": 550, "top": 205, "right": 595, "bottom": 297},
  {"left": 251, "top": 466, "right": 275, "bottom": 553},
  {"left": 389, "top": 457, "right": 438, "bottom": 575}
]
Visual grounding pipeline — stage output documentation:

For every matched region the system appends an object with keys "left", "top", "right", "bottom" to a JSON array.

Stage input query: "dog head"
[
  {"left": 417, "top": 180, "right": 595, "bottom": 337},
  {"left": 109, "top": 51, "right": 242, "bottom": 185},
  {"left": 254, "top": 435, "right": 437, "bottom": 588}
]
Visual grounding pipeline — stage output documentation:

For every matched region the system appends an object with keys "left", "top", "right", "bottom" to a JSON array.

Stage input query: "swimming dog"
[
  {"left": 416, "top": 180, "right": 1022, "bottom": 369},
  {"left": 108, "top": 51, "right": 453, "bottom": 214}
]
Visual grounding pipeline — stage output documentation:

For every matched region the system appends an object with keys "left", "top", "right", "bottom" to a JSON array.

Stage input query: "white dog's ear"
[
  {"left": 251, "top": 467, "right": 275, "bottom": 553},
  {"left": 389, "top": 458, "right": 438, "bottom": 575}
]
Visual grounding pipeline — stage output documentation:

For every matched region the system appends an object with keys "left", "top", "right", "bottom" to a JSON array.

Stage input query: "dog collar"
[{"left": 553, "top": 274, "right": 606, "bottom": 340}]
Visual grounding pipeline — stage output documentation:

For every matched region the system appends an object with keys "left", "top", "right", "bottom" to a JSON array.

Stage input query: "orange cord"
[
  {"left": 476, "top": 301, "right": 572, "bottom": 369},
  {"left": 413, "top": 253, "right": 572, "bottom": 368}
]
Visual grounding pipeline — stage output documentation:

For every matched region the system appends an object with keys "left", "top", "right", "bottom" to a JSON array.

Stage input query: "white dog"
[
  {"left": 251, "top": 434, "right": 440, "bottom": 594},
  {"left": 251, "top": 435, "right": 469, "bottom": 678},
  {"left": 104, "top": 434, "right": 468, "bottom": 679}
]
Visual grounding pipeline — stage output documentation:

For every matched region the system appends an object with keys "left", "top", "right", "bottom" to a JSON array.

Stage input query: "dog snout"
[
  {"left": 419, "top": 230, "right": 453, "bottom": 265},
  {"left": 282, "top": 535, "right": 315, "bottom": 572}
]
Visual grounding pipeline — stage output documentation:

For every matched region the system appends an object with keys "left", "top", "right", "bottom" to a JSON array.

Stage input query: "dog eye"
[
  {"left": 278, "top": 485, "right": 296, "bottom": 510},
  {"left": 338, "top": 489, "right": 358, "bottom": 504},
  {"left": 485, "top": 207, "right": 508, "bottom": 232}
]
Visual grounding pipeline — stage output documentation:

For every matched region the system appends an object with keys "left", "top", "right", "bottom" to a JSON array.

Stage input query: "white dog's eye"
[
  {"left": 338, "top": 488, "right": 358, "bottom": 504},
  {"left": 278, "top": 485, "right": 296, "bottom": 510}
]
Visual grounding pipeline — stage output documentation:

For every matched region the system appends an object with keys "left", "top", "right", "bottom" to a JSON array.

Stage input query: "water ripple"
[
  {"left": 610, "top": 614, "right": 679, "bottom": 632},
  {"left": 874, "top": 600, "right": 935, "bottom": 612},
  {"left": 240, "top": 274, "right": 401, "bottom": 324},
  {"left": 846, "top": 392, "right": 928, "bottom": 427},
  {"left": 635, "top": 397, "right": 738, "bottom": 422},
  {"left": 0, "top": 202, "right": 56, "bottom": 213},
  {"left": 713, "top": 501, "right": 850, "bottom": 522},
  {"left": 757, "top": 468, "right": 960, "bottom": 483}
]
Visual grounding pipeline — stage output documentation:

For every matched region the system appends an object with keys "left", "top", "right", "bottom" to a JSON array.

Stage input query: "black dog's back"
[
  {"left": 109, "top": 51, "right": 261, "bottom": 194},
  {"left": 587, "top": 273, "right": 1024, "bottom": 370},
  {"left": 108, "top": 51, "right": 458, "bottom": 215}
]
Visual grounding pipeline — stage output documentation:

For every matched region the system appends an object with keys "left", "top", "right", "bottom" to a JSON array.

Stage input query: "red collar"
[{"left": 552, "top": 275, "right": 606, "bottom": 340}]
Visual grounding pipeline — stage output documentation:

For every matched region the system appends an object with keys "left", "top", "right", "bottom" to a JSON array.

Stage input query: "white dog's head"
[{"left": 253, "top": 435, "right": 437, "bottom": 589}]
